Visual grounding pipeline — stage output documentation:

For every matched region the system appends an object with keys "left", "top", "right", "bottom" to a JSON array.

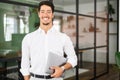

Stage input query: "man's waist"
[{"left": 30, "top": 72, "right": 53, "bottom": 79}]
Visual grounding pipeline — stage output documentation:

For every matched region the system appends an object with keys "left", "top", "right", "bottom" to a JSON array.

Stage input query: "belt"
[{"left": 30, "top": 73, "right": 52, "bottom": 79}]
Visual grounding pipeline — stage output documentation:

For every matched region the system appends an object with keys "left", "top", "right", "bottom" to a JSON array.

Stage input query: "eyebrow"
[{"left": 40, "top": 10, "right": 52, "bottom": 11}]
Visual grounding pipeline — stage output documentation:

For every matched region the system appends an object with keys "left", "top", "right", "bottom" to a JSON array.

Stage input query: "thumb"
[{"left": 50, "top": 66, "right": 55, "bottom": 70}]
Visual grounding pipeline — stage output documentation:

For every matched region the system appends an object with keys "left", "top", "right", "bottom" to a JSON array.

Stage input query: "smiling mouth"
[
  {"left": 42, "top": 17, "right": 50, "bottom": 25},
  {"left": 43, "top": 18, "right": 48, "bottom": 20},
  {"left": 43, "top": 17, "right": 49, "bottom": 21}
]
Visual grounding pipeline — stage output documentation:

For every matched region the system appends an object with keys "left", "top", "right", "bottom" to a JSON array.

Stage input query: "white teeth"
[{"left": 43, "top": 18, "right": 48, "bottom": 20}]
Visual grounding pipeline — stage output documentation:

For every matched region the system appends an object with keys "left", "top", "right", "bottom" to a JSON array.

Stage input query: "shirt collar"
[{"left": 37, "top": 26, "right": 56, "bottom": 33}]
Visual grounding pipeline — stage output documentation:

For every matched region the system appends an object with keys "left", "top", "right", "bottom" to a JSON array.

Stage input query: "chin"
[{"left": 43, "top": 23, "right": 50, "bottom": 25}]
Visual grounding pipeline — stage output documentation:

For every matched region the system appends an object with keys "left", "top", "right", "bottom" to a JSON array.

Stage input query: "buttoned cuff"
[{"left": 20, "top": 68, "right": 30, "bottom": 76}]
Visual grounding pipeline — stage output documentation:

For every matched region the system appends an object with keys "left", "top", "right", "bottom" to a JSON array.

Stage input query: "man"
[{"left": 20, "top": 1, "right": 77, "bottom": 80}]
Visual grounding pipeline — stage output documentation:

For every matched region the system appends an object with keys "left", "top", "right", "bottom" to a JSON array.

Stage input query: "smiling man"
[{"left": 20, "top": 1, "right": 77, "bottom": 80}]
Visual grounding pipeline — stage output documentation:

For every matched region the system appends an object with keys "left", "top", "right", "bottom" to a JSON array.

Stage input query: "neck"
[{"left": 40, "top": 23, "right": 52, "bottom": 33}]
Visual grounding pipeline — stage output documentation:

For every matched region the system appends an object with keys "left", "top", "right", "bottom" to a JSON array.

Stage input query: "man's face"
[{"left": 38, "top": 5, "right": 54, "bottom": 25}]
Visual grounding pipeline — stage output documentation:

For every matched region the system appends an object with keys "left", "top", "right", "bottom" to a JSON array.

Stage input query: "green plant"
[{"left": 108, "top": 4, "right": 115, "bottom": 21}]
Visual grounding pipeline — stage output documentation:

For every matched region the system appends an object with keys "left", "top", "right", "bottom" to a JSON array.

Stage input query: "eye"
[
  {"left": 41, "top": 11, "right": 44, "bottom": 13},
  {"left": 40, "top": 10, "right": 45, "bottom": 13},
  {"left": 47, "top": 10, "right": 52, "bottom": 13}
]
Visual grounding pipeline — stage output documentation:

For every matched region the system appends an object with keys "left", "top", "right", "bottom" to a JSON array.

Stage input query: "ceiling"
[
  {"left": 8, "top": 0, "right": 107, "bottom": 6},
  {"left": 30, "top": 0, "right": 107, "bottom": 5},
  {"left": 29, "top": 0, "right": 95, "bottom": 5}
]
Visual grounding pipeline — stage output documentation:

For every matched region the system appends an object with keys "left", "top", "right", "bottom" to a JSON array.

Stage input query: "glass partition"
[
  {"left": 53, "top": 0, "right": 76, "bottom": 13},
  {"left": 79, "top": 0, "right": 94, "bottom": 15},
  {"left": 54, "top": 12, "right": 76, "bottom": 46},
  {"left": 96, "top": 18, "right": 107, "bottom": 46},
  {"left": 0, "top": 2, "right": 30, "bottom": 57},
  {"left": 79, "top": 16, "right": 94, "bottom": 49},
  {"left": 96, "top": 0, "right": 107, "bottom": 18},
  {"left": 96, "top": 47, "right": 107, "bottom": 76}
]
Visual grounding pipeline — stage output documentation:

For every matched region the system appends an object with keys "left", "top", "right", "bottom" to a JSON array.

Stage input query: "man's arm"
[
  {"left": 20, "top": 35, "right": 31, "bottom": 80},
  {"left": 62, "top": 62, "right": 72, "bottom": 70}
]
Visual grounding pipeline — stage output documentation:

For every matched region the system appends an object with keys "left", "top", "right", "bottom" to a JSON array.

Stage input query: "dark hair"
[{"left": 38, "top": 1, "right": 54, "bottom": 13}]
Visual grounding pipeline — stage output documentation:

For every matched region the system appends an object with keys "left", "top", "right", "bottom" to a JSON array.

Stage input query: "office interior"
[{"left": 0, "top": 0, "right": 118, "bottom": 80}]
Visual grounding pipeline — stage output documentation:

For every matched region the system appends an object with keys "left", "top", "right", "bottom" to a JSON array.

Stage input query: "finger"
[
  {"left": 50, "top": 66, "right": 56, "bottom": 70},
  {"left": 51, "top": 73, "right": 56, "bottom": 77}
]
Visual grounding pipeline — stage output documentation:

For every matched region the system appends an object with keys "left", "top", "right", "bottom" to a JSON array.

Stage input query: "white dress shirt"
[{"left": 20, "top": 26, "right": 77, "bottom": 76}]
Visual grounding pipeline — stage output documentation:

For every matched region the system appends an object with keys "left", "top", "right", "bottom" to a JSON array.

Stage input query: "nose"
[{"left": 43, "top": 12, "right": 49, "bottom": 16}]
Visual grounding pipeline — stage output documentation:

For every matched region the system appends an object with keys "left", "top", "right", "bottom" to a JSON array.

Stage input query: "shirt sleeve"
[
  {"left": 20, "top": 35, "right": 31, "bottom": 76},
  {"left": 63, "top": 35, "right": 77, "bottom": 67}
]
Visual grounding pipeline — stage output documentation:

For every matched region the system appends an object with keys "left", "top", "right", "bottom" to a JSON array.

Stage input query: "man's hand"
[
  {"left": 24, "top": 75, "right": 30, "bottom": 80},
  {"left": 50, "top": 66, "right": 64, "bottom": 78}
]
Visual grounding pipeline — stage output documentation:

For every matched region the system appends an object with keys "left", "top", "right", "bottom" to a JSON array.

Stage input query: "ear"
[{"left": 52, "top": 13, "right": 54, "bottom": 19}]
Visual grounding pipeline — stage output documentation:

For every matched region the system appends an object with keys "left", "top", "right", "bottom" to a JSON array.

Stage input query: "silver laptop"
[{"left": 45, "top": 52, "right": 67, "bottom": 74}]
